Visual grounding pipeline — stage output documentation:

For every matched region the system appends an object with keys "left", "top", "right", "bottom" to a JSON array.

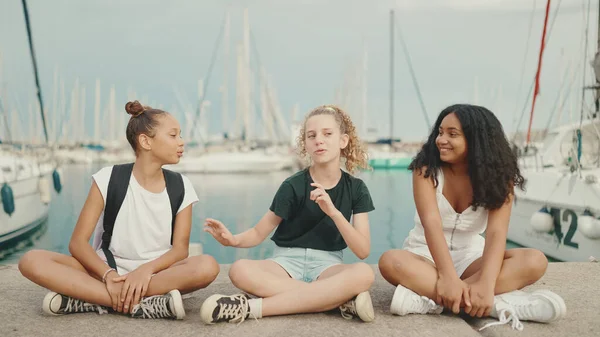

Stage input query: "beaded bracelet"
[{"left": 102, "top": 268, "right": 116, "bottom": 283}]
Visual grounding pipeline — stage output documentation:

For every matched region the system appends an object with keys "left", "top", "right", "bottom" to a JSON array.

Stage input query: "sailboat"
[
  {"left": 0, "top": 150, "right": 58, "bottom": 257},
  {"left": 507, "top": 1, "right": 600, "bottom": 262},
  {"left": 368, "top": 10, "right": 426, "bottom": 170},
  {"left": 170, "top": 9, "right": 295, "bottom": 174},
  {"left": 1, "top": 0, "right": 63, "bottom": 257}
]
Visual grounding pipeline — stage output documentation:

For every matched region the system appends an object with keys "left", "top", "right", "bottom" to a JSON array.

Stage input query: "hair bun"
[{"left": 125, "top": 100, "right": 145, "bottom": 117}]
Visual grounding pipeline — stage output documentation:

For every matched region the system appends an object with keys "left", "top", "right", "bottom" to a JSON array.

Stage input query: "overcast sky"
[{"left": 1, "top": 0, "right": 598, "bottom": 143}]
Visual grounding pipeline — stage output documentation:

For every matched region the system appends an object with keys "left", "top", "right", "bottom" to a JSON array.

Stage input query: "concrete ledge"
[{"left": 0, "top": 262, "right": 598, "bottom": 337}]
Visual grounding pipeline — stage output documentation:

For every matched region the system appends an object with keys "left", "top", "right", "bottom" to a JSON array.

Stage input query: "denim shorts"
[{"left": 268, "top": 245, "right": 343, "bottom": 283}]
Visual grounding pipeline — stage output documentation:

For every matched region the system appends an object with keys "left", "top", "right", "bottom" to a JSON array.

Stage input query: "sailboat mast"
[
  {"left": 526, "top": 0, "right": 552, "bottom": 146},
  {"left": 389, "top": 9, "right": 395, "bottom": 143},
  {"left": 222, "top": 10, "right": 230, "bottom": 137},
  {"left": 596, "top": 3, "right": 600, "bottom": 117},
  {"left": 597, "top": 2, "right": 600, "bottom": 52},
  {"left": 21, "top": 0, "right": 49, "bottom": 144}
]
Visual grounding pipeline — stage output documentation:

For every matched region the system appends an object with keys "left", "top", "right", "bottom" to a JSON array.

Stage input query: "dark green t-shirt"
[{"left": 269, "top": 168, "right": 375, "bottom": 251}]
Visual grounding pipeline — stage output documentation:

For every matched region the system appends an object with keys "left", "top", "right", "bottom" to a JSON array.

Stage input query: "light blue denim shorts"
[{"left": 268, "top": 245, "right": 343, "bottom": 283}]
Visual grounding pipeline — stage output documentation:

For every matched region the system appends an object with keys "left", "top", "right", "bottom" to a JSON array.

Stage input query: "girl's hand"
[
  {"left": 104, "top": 270, "right": 124, "bottom": 311},
  {"left": 113, "top": 265, "right": 153, "bottom": 314},
  {"left": 310, "top": 183, "right": 339, "bottom": 217},
  {"left": 204, "top": 218, "right": 239, "bottom": 247},
  {"left": 436, "top": 274, "right": 471, "bottom": 314},
  {"left": 466, "top": 280, "right": 495, "bottom": 317}
]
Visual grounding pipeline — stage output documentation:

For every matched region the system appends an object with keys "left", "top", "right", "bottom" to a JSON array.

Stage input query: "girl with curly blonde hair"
[
  {"left": 200, "top": 104, "right": 376, "bottom": 325},
  {"left": 296, "top": 105, "right": 370, "bottom": 173}
]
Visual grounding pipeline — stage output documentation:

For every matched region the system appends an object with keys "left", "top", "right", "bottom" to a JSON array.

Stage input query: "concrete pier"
[{"left": 1, "top": 262, "right": 597, "bottom": 337}]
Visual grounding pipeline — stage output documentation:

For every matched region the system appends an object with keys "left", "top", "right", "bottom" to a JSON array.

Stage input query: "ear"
[
  {"left": 138, "top": 133, "right": 152, "bottom": 151},
  {"left": 340, "top": 133, "right": 349, "bottom": 150}
]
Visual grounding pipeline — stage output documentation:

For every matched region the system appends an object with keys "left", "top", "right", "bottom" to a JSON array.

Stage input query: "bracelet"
[{"left": 102, "top": 268, "right": 116, "bottom": 283}]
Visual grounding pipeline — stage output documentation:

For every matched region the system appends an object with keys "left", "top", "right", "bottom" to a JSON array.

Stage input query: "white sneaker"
[
  {"left": 390, "top": 285, "right": 443, "bottom": 316},
  {"left": 339, "top": 291, "right": 375, "bottom": 322},
  {"left": 480, "top": 290, "right": 566, "bottom": 331}
]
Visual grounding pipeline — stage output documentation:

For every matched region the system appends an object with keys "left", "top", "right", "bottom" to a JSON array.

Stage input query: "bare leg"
[
  {"left": 378, "top": 249, "right": 439, "bottom": 299},
  {"left": 146, "top": 254, "right": 220, "bottom": 296},
  {"left": 379, "top": 248, "right": 548, "bottom": 299},
  {"left": 19, "top": 250, "right": 114, "bottom": 307},
  {"left": 260, "top": 263, "right": 374, "bottom": 317},
  {"left": 19, "top": 250, "right": 220, "bottom": 308},
  {"left": 461, "top": 248, "right": 548, "bottom": 294},
  {"left": 228, "top": 259, "right": 305, "bottom": 297},
  {"left": 229, "top": 259, "right": 375, "bottom": 315}
]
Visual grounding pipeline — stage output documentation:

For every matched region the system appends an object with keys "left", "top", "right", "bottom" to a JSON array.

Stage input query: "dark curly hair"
[{"left": 408, "top": 104, "right": 525, "bottom": 210}]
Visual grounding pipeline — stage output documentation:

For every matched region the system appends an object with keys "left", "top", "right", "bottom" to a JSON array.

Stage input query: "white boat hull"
[
  {"left": 0, "top": 173, "right": 51, "bottom": 247},
  {"left": 169, "top": 151, "right": 295, "bottom": 174},
  {"left": 508, "top": 169, "right": 600, "bottom": 261}
]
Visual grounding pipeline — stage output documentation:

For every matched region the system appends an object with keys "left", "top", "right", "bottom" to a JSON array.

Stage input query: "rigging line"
[
  {"left": 512, "top": 0, "right": 538, "bottom": 132},
  {"left": 537, "top": 59, "right": 572, "bottom": 142},
  {"left": 249, "top": 28, "right": 286, "bottom": 143},
  {"left": 395, "top": 18, "right": 431, "bottom": 130},
  {"left": 526, "top": 0, "right": 552, "bottom": 146},
  {"left": 512, "top": 0, "right": 564, "bottom": 144},
  {"left": 0, "top": 96, "right": 12, "bottom": 142},
  {"left": 580, "top": 0, "right": 592, "bottom": 130},
  {"left": 189, "top": 14, "right": 227, "bottom": 141},
  {"left": 21, "top": 0, "right": 49, "bottom": 144}
]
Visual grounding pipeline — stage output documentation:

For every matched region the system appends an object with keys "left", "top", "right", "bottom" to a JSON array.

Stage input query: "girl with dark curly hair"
[
  {"left": 199, "top": 105, "right": 376, "bottom": 324},
  {"left": 378, "top": 104, "right": 566, "bottom": 331}
]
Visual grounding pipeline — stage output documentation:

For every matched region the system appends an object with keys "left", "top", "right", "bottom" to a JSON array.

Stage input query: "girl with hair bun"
[{"left": 19, "top": 100, "right": 219, "bottom": 320}]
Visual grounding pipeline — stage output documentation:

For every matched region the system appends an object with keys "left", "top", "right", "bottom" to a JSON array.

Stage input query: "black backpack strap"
[
  {"left": 163, "top": 168, "right": 184, "bottom": 245},
  {"left": 101, "top": 163, "right": 134, "bottom": 269}
]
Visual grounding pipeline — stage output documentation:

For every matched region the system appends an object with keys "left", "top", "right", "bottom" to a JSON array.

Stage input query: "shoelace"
[
  {"left": 216, "top": 294, "right": 251, "bottom": 324},
  {"left": 479, "top": 309, "right": 524, "bottom": 331},
  {"left": 65, "top": 297, "right": 108, "bottom": 315},
  {"left": 131, "top": 295, "right": 172, "bottom": 319},
  {"left": 416, "top": 296, "right": 440, "bottom": 314},
  {"left": 339, "top": 300, "right": 357, "bottom": 320}
]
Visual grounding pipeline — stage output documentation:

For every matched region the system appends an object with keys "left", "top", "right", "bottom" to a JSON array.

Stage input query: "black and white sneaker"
[
  {"left": 130, "top": 289, "right": 185, "bottom": 320},
  {"left": 42, "top": 292, "right": 108, "bottom": 316},
  {"left": 339, "top": 291, "right": 375, "bottom": 322},
  {"left": 200, "top": 293, "right": 253, "bottom": 324}
]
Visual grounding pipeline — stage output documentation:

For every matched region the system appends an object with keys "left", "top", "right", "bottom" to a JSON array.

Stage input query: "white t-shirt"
[{"left": 90, "top": 166, "right": 199, "bottom": 274}]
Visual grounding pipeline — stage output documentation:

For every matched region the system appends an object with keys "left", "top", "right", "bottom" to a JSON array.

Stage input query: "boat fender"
[
  {"left": 1, "top": 183, "right": 15, "bottom": 216},
  {"left": 39, "top": 177, "right": 51, "bottom": 204},
  {"left": 530, "top": 206, "right": 553, "bottom": 233},
  {"left": 579, "top": 209, "right": 600, "bottom": 240},
  {"left": 52, "top": 169, "right": 62, "bottom": 193}
]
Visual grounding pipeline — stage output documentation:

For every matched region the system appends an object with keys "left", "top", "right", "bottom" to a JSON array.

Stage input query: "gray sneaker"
[
  {"left": 42, "top": 292, "right": 108, "bottom": 315},
  {"left": 130, "top": 289, "right": 185, "bottom": 320}
]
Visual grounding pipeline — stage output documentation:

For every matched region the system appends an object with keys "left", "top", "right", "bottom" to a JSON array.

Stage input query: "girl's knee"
[
  {"left": 352, "top": 262, "right": 375, "bottom": 291},
  {"left": 228, "top": 259, "right": 252, "bottom": 288},
  {"left": 18, "top": 249, "right": 45, "bottom": 276},
  {"left": 523, "top": 249, "right": 548, "bottom": 281},
  {"left": 378, "top": 250, "right": 409, "bottom": 278},
  {"left": 195, "top": 254, "right": 219, "bottom": 281}
]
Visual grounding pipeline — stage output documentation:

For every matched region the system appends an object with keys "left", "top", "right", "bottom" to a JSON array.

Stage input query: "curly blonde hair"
[{"left": 296, "top": 105, "right": 370, "bottom": 174}]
